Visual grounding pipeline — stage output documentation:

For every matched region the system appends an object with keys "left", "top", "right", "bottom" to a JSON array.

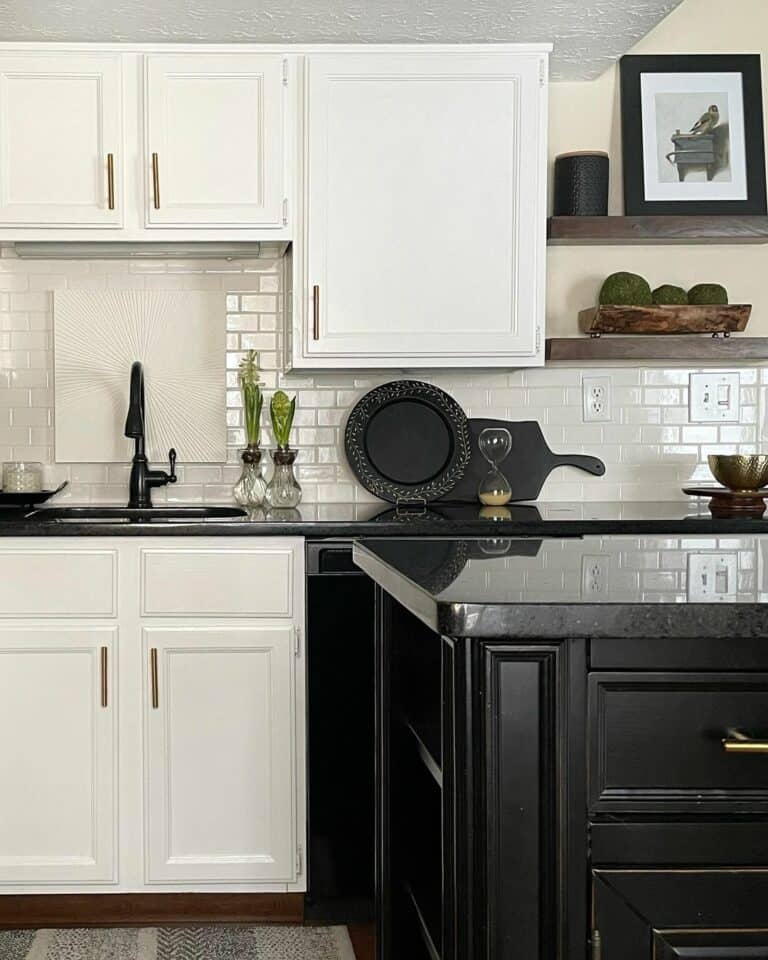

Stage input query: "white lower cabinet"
[
  {"left": 0, "top": 627, "right": 117, "bottom": 885},
  {"left": 144, "top": 625, "right": 297, "bottom": 884},
  {"left": 0, "top": 538, "right": 305, "bottom": 895}
]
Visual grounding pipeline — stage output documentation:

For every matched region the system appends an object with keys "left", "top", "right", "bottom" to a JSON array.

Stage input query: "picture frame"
[{"left": 620, "top": 54, "right": 767, "bottom": 216}]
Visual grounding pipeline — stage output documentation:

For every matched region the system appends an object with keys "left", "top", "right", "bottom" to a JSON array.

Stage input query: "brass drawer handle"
[
  {"left": 106, "top": 153, "right": 115, "bottom": 211},
  {"left": 312, "top": 285, "right": 320, "bottom": 341},
  {"left": 150, "top": 648, "right": 159, "bottom": 709},
  {"left": 100, "top": 646, "right": 108, "bottom": 708},
  {"left": 151, "top": 152, "right": 160, "bottom": 209},
  {"left": 723, "top": 731, "right": 768, "bottom": 753}
]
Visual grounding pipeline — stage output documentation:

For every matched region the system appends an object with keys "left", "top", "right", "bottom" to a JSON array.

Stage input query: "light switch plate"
[
  {"left": 687, "top": 552, "right": 738, "bottom": 602},
  {"left": 689, "top": 372, "right": 740, "bottom": 423}
]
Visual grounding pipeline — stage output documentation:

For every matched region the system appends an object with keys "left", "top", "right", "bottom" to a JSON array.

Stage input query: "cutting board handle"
[{"left": 551, "top": 454, "right": 605, "bottom": 476}]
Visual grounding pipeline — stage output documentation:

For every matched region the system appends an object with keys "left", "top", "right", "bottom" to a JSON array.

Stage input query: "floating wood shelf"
[
  {"left": 546, "top": 336, "right": 768, "bottom": 364},
  {"left": 547, "top": 215, "right": 768, "bottom": 245}
]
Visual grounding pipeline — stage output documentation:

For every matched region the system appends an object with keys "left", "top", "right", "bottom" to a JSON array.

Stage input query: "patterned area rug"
[{"left": 0, "top": 926, "right": 355, "bottom": 960}]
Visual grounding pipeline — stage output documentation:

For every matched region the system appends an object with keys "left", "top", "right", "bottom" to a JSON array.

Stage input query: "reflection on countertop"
[
  {"left": 2, "top": 498, "right": 768, "bottom": 537},
  {"left": 353, "top": 534, "right": 768, "bottom": 637}
]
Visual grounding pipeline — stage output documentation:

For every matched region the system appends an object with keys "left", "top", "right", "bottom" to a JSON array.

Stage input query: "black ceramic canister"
[{"left": 553, "top": 151, "right": 609, "bottom": 216}]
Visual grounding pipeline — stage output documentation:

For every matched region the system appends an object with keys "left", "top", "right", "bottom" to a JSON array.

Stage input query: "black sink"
[{"left": 31, "top": 506, "right": 248, "bottom": 523}]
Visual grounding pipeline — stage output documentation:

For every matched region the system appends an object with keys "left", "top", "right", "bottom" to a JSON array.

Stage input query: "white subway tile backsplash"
[{"left": 0, "top": 249, "right": 765, "bottom": 504}]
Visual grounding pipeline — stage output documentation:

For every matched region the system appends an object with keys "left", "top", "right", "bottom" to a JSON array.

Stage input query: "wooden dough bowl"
[{"left": 579, "top": 304, "right": 751, "bottom": 336}]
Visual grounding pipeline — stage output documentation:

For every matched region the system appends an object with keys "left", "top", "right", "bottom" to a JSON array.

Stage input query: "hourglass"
[{"left": 477, "top": 427, "right": 513, "bottom": 506}]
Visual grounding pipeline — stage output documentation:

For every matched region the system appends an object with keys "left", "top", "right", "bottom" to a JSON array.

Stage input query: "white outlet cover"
[
  {"left": 54, "top": 290, "right": 226, "bottom": 463},
  {"left": 582, "top": 375, "right": 612, "bottom": 423},
  {"left": 581, "top": 554, "right": 609, "bottom": 598},
  {"left": 687, "top": 552, "right": 738, "bottom": 602},
  {"left": 689, "top": 372, "right": 740, "bottom": 423}
]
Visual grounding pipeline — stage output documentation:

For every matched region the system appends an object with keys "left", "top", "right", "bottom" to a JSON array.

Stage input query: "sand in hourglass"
[{"left": 479, "top": 490, "right": 512, "bottom": 506}]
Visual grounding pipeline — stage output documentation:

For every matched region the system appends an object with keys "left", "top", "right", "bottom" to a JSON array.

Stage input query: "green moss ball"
[
  {"left": 688, "top": 283, "right": 728, "bottom": 305},
  {"left": 599, "top": 271, "right": 653, "bottom": 306},
  {"left": 652, "top": 284, "right": 689, "bottom": 305}
]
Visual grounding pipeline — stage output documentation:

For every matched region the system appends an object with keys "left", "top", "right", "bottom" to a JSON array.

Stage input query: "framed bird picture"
[{"left": 620, "top": 54, "right": 767, "bottom": 215}]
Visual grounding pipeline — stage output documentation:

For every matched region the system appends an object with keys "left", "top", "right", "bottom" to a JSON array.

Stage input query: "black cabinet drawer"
[
  {"left": 593, "top": 870, "right": 768, "bottom": 960},
  {"left": 591, "top": 636, "right": 768, "bottom": 671},
  {"left": 590, "top": 820, "right": 768, "bottom": 866},
  {"left": 589, "top": 672, "right": 768, "bottom": 812}
]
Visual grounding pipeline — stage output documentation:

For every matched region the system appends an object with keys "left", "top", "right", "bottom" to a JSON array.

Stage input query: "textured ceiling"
[{"left": 0, "top": 0, "right": 684, "bottom": 80}]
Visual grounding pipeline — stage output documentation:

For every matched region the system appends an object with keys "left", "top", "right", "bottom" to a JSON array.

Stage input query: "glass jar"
[
  {"left": 2, "top": 461, "right": 43, "bottom": 494},
  {"left": 232, "top": 445, "right": 266, "bottom": 508},
  {"left": 265, "top": 448, "right": 302, "bottom": 509}
]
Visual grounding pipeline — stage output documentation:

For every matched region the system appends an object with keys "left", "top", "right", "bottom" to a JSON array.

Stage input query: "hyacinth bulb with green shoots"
[
  {"left": 266, "top": 390, "right": 302, "bottom": 509},
  {"left": 232, "top": 350, "right": 267, "bottom": 508},
  {"left": 270, "top": 390, "right": 296, "bottom": 449}
]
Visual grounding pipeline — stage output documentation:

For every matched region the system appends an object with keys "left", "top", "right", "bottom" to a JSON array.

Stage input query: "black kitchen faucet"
[{"left": 124, "top": 361, "right": 177, "bottom": 508}]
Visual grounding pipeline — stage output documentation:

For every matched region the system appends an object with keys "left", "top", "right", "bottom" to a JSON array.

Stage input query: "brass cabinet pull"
[
  {"left": 100, "top": 646, "right": 108, "bottom": 708},
  {"left": 312, "top": 285, "right": 320, "bottom": 341},
  {"left": 723, "top": 730, "right": 768, "bottom": 753},
  {"left": 106, "top": 153, "right": 115, "bottom": 211},
  {"left": 150, "top": 648, "right": 159, "bottom": 709},
  {"left": 151, "top": 152, "right": 160, "bottom": 209}
]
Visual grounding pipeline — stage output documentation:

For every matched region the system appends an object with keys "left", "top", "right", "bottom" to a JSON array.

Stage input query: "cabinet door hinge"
[
  {"left": 591, "top": 930, "right": 602, "bottom": 960},
  {"left": 535, "top": 325, "right": 542, "bottom": 353},
  {"left": 539, "top": 58, "right": 546, "bottom": 87},
  {"left": 296, "top": 843, "right": 303, "bottom": 875},
  {"left": 283, "top": 58, "right": 289, "bottom": 85},
  {"left": 294, "top": 627, "right": 301, "bottom": 657},
  {"left": 282, "top": 197, "right": 289, "bottom": 226}
]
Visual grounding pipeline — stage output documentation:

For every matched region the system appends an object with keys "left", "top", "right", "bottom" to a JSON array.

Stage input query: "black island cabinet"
[{"left": 354, "top": 536, "right": 768, "bottom": 960}]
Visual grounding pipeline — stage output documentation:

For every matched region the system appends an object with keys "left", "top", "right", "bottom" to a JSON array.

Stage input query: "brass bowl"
[{"left": 708, "top": 454, "right": 768, "bottom": 492}]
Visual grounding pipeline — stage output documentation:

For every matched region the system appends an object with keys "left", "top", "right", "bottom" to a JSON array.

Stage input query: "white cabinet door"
[
  {"left": 144, "top": 624, "right": 296, "bottom": 883},
  {"left": 0, "top": 53, "right": 122, "bottom": 226},
  {"left": 145, "top": 54, "right": 286, "bottom": 228},
  {"left": 302, "top": 52, "right": 547, "bottom": 367},
  {"left": 0, "top": 627, "right": 117, "bottom": 884}
]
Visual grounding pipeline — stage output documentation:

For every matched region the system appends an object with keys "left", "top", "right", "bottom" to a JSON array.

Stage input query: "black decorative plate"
[{"left": 345, "top": 380, "right": 471, "bottom": 504}]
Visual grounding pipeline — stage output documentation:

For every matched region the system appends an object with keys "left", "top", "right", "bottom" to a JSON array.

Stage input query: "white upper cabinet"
[
  {"left": 0, "top": 53, "right": 122, "bottom": 226},
  {"left": 298, "top": 50, "right": 549, "bottom": 368},
  {"left": 144, "top": 54, "right": 287, "bottom": 229}
]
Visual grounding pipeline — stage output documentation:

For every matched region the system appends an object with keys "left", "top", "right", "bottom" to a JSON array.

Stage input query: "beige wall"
[{"left": 546, "top": 0, "right": 768, "bottom": 336}]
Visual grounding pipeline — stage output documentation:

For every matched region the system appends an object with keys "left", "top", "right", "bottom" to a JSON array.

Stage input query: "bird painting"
[{"left": 690, "top": 104, "right": 720, "bottom": 135}]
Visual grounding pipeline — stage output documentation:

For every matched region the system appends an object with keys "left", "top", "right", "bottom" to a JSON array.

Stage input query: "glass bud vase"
[
  {"left": 265, "top": 447, "right": 302, "bottom": 508},
  {"left": 233, "top": 444, "right": 266, "bottom": 507}
]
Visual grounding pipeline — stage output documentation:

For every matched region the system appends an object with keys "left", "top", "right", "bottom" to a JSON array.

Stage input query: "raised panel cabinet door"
[
  {"left": 0, "top": 627, "right": 117, "bottom": 885},
  {"left": 593, "top": 870, "right": 768, "bottom": 960},
  {"left": 143, "top": 624, "right": 297, "bottom": 883},
  {"left": 145, "top": 54, "right": 286, "bottom": 228},
  {"left": 0, "top": 53, "right": 122, "bottom": 226},
  {"left": 303, "top": 52, "right": 547, "bottom": 366}
]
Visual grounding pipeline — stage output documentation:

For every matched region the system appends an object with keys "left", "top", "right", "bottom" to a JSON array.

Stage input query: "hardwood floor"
[{"left": 347, "top": 923, "right": 375, "bottom": 960}]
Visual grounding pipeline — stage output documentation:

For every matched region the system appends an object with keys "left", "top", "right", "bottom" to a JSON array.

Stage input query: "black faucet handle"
[{"left": 167, "top": 448, "right": 177, "bottom": 483}]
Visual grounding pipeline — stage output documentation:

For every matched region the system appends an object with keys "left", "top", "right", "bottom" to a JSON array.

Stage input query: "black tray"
[{"left": 0, "top": 481, "right": 68, "bottom": 508}]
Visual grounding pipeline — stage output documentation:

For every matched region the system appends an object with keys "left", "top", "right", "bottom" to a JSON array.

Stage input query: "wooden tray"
[{"left": 579, "top": 304, "right": 751, "bottom": 336}]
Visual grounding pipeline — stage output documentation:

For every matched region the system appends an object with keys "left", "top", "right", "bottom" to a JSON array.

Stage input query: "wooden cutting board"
[{"left": 439, "top": 418, "right": 605, "bottom": 503}]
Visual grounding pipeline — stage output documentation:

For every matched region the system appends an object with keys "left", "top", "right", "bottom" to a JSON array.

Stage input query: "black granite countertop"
[
  {"left": 3, "top": 499, "right": 768, "bottom": 537},
  {"left": 353, "top": 534, "right": 768, "bottom": 638}
]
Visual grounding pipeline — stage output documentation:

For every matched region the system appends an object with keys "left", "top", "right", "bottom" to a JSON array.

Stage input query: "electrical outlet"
[
  {"left": 687, "top": 552, "right": 737, "bottom": 602},
  {"left": 581, "top": 555, "right": 609, "bottom": 598},
  {"left": 582, "top": 376, "right": 612, "bottom": 423},
  {"left": 689, "top": 372, "right": 740, "bottom": 423}
]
